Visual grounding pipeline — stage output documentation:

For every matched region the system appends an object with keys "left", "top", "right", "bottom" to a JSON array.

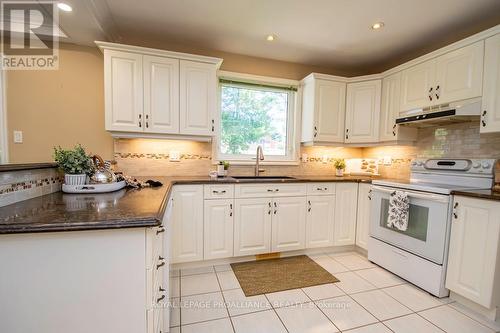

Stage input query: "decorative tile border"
[
  {"left": 0, "top": 168, "right": 62, "bottom": 208},
  {"left": 114, "top": 152, "right": 212, "bottom": 160}
]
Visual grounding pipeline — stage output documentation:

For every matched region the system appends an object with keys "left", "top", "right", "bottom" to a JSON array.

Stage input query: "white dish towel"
[{"left": 387, "top": 190, "right": 410, "bottom": 231}]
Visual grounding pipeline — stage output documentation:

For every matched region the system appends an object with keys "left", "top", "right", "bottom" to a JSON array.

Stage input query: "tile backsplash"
[
  {"left": 0, "top": 168, "right": 62, "bottom": 207},
  {"left": 114, "top": 122, "right": 500, "bottom": 180}
]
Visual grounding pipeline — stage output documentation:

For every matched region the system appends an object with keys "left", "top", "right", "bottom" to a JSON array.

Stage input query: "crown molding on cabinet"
[
  {"left": 95, "top": 41, "right": 223, "bottom": 68},
  {"left": 301, "top": 72, "right": 382, "bottom": 84}
]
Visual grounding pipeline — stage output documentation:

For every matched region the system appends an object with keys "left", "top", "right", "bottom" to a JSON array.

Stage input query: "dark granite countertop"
[
  {"left": 452, "top": 189, "right": 500, "bottom": 202},
  {"left": 0, "top": 175, "right": 374, "bottom": 234}
]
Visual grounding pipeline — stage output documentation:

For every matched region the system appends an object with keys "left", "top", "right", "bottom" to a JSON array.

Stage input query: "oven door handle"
[{"left": 371, "top": 185, "right": 449, "bottom": 203}]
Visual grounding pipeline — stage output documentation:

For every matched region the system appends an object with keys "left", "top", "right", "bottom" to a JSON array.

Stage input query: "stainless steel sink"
[{"left": 230, "top": 176, "right": 296, "bottom": 181}]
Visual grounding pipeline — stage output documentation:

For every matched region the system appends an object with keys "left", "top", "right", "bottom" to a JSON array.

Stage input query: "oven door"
[{"left": 370, "top": 185, "right": 451, "bottom": 264}]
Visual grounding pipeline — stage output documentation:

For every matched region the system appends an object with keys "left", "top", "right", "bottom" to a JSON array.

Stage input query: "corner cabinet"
[
  {"left": 98, "top": 41, "right": 222, "bottom": 138},
  {"left": 301, "top": 74, "right": 346, "bottom": 144},
  {"left": 446, "top": 196, "right": 500, "bottom": 313},
  {"left": 345, "top": 80, "right": 382, "bottom": 143},
  {"left": 481, "top": 33, "right": 500, "bottom": 133},
  {"left": 379, "top": 73, "right": 417, "bottom": 142}
]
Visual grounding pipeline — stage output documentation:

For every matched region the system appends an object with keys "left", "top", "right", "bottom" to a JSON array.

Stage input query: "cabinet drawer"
[
  {"left": 235, "top": 183, "right": 307, "bottom": 198},
  {"left": 307, "top": 183, "right": 335, "bottom": 195},
  {"left": 204, "top": 184, "right": 234, "bottom": 199}
]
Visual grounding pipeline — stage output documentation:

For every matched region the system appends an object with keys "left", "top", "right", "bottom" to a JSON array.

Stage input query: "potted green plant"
[
  {"left": 333, "top": 158, "right": 346, "bottom": 177},
  {"left": 53, "top": 144, "right": 94, "bottom": 185}
]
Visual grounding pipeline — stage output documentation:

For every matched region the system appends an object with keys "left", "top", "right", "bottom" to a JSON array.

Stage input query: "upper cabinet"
[
  {"left": 104, "top": 50, "right": 144, "bottom": 132},
  {"left": 98, "top": 42, "right": 222, "bottom": 138},
  {"left": 481, "top": 33, "right": 500, "bottom": 133},
  {"left": 179, "top": 60, "right": 217, "bottom": 136},
  {"left": 379, "top": 73, "right": 417, "bottom": 142},
  {"left": 400, "top": 41, "right": 484, "bottom": 112},
  {"left": 345, "top": 80, "right": 381, "bottom": 143},
  {"left": 301, "top": 75, "right": 346, "bottom": 143}
]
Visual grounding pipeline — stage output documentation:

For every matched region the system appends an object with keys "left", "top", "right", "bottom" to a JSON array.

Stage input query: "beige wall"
[{"left": 6, "top": 43, "right": 113, "bottom": 163}]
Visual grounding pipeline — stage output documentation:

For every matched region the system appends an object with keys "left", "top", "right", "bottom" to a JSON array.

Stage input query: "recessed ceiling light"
[
  {"left": 266, "top": 34, "right": 276, "bottom": 42},
  {"left": 57, "top": 3, "right": 73, "bottom": 12},
  {"left": 372, "top": 22, "right": 384, "bottom": 30}
]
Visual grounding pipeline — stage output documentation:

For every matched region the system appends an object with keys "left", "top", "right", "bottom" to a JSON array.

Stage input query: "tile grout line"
[
  {"left": 213, "top": 266, "right": 236, "bottom": 333},
  {"left": 263, "top": 293, "right": 290, "bottom": 333},
  {"left": 445, "top": 302, "right": 499, "bottom": 332},
  {"left": 300, "top": 286, "right": 342, "bottom": 332}
]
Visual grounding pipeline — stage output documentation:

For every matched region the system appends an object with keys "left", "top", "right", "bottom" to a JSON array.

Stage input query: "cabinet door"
[
  {"left": 379, "top": 73, "right": 401, "bottom": 141},
  {"left": 306, "top": 195, "right": 335, "bottom": 248},
  {"left": 435, "top": 41, "right": 484, "bottom": 105},
  {"left": 171, "top": 185, "right": 204, "bottom": 263},
  {"left": 334, "top": 183, "right": 358, "bottom": 246},
  {"left": 481, "top": 33, "right": 500, "bottom": 133},
  {"left": 204, "top": 199, "right": 234, "bottom": 260},
  {"left": 345, "top": 80, "right": 381, "bottom": 143},
  {"left": 234, "top": 198, "right": 272, "bottom": 256},
  {"left": 445, "top": 196, "right": 500, "bottom": 308},
  {"left": 400, "top": 59, "right": 436, "bottom": 111},
  {"left": 355, "top": 184, "right": 371, "bottom": 250},
  {"left": 143, "top": 55, "right": 180, "bottom": 134},
  {"left": 104, "top": 50, "right": 143, "bottom": 132},
  {"left": 314, "top": 80, "right": 346, "bottom": 142},
  {"left": 271, "top": 196, "right": 307, "bottom": 252},
  {"left": 179, "top": 60, "right": 216, "bottom": 136}
]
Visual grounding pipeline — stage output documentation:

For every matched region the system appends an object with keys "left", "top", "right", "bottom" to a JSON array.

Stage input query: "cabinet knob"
[
  {"left": 156, "top": 261, "right": 165, "bottom": 270},
  {"left": 482, "top": 110, "right": 487, "bottom": 127},
  {"left": 428, "top": 87, "right": 433, "bottom": 101},
  {"left": 314, "top": 126, "right": 318, "bottom": 138},
  {"left": 308, "top": 200, "right": 311, "bottom": 212},
  {"left": 345, "top": 128, "right": 349, "bottom": 140},
  {"left": 211, "top": 119, "right": 215, "bottom": 132},
  {"left": 157, "top": 295, "right": 166, "bottom": 303}
]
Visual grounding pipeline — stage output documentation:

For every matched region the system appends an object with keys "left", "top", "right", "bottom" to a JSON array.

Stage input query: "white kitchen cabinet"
[
  {"left": 434, "top": 41, "right": 484, "bottom": 105},
  {"left": 446, "top": 196, "right": 500, "bottom": 310},
  {"left": 104, "top": 50, "right": 143, "bottom": 132},
  {"left": 204, "top": 199, "right": 234, "bottom": 260},
  {"left": 143, "top": 55, "right": 180, "bottom": 134},
  {"left": 234, "top": 198, "right": 272, "bottom": 256},
  {"left": 171, "top": 185, "right": 204, "bottom": 263},
  {"left": 179, "top": 60, "right": 217, "bottom": 136},
  {"left": 345, "top": 80, "right": 382, "bottom": 143},
  {"left": 481, "top": 33, "right": 500, "bottom": 133},
  {"left": 334, "top": 183, "right": 359, "bottom": 246},
  {"left": 400, "top": 41, "right": 484, "bottom": 112},
  {"left": 400, "top": 59, "right": 436, "bottom": 112},
  {"left": 379, "top": 72, "right": 417, "bottom": 142},
  {"left": 0, "top": 227, "right": 162, "bottom": 333},
  {"left": 99, "top": 42, "right": 222, "bottom": 138},
  {"left": 271, "top": 196, "right": 307, "bottom": 252},
  {"left": 301, "top": 75, "right": 346, "bottom": 143},
  {"left": 355, "top": 183, "right": 371, "bottom": 250},
  {"left": 306, "top": 195, "right": 335, "bottom": 248}
]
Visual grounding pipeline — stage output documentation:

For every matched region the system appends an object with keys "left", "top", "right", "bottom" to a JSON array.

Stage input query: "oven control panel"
[{"left": 411, "top": 159, "right": 496, "bottom": 174}]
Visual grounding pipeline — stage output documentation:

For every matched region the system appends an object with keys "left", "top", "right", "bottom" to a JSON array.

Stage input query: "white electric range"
[{"left": 368, "top": 158, "right": 496, "bottom": 297}]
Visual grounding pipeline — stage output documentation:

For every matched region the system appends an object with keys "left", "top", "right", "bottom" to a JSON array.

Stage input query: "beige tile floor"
[{"left": 169, "top": 251, "right": 499, "bottom": 333}]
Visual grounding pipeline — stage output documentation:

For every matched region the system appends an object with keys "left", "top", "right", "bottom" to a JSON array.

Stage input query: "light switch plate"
[
  {"left": 169, "top": 151, "right": 180, "bottom": 162},
  {"left": 13, "top": 131, "right": 23, "bottom": 143}
]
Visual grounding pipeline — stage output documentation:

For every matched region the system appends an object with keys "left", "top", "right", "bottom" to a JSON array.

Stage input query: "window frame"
[{"left": 215, "top": 71, "right": 300, "bottom": 165}]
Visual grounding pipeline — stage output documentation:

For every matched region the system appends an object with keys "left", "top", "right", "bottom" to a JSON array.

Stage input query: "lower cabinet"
[
  {"left": 334, "top": 183, "right": 359, "bottom": 246},
  {"left": 271, "top": 196, "right": 307, "bottom": 252},
  {"left": 234, "top": 198, "right": 272, "bottom": 256},
  {"left": 204, "top": 199, "right": 234, "bottom": 260},
  {"left": 306, "top": 195, "right": 335, "bottom": 248},
  {"left": 446, "top": 196, "right": 500, "bottom": 310},
  {"left": 356, "top": 183, "right": 371, "bottom": 250},
  {"left": 171, "top": 185, "right": 204, "bottom": 264}
]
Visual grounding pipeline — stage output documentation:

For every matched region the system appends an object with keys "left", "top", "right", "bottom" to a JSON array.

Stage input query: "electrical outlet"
[
  {"left": 322, "top": 155, "right": 329, "bottom": 164},
  {"left": 169, "top": 151, "right": 180, "bottom": 162},
  {"left": 13, "top": 131, "right": 23, "bottom": 144}
]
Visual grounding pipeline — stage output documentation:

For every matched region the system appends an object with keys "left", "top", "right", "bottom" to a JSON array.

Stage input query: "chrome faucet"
[{"left": 255, "top": 145, "right": 265, "bottom": 176}]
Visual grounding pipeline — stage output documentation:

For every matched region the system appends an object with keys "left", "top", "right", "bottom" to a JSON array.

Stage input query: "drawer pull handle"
[
  {"left": 213, "top": 190, "right": 226, "bottom": 194},
  {"left": 156, "top": 261, "right": 165, "bottom": 270},
  {"left": 157, "top": 295, "right": 166, "bottom": 303},
  {"left": 267, "top": 189, "right": 274, "bottom": 192},
  {"left": 316, "top": 187, "right": 327, "bottom": 191},
  {"left": 308, "top": 200, "right": 311, "bottom": 212},
  {"left": 156, "top": 228, "right": 165, "bottom": 235},
  {"left": 275, "top": 188, "right": 279, "bottom": 192}
]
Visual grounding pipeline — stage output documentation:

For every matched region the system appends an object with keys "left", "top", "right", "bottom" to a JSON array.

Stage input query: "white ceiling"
[{"left": 59, "top": 0, "right": 500, "bottom": 73}]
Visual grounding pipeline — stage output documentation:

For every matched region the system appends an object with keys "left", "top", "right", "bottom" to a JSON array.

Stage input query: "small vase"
[
  {"left": 335, "top": 168, "right": 344, "bottom": 177},
  {"left": 65, "top": 173, "right": 87, "bottom": 185}
]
